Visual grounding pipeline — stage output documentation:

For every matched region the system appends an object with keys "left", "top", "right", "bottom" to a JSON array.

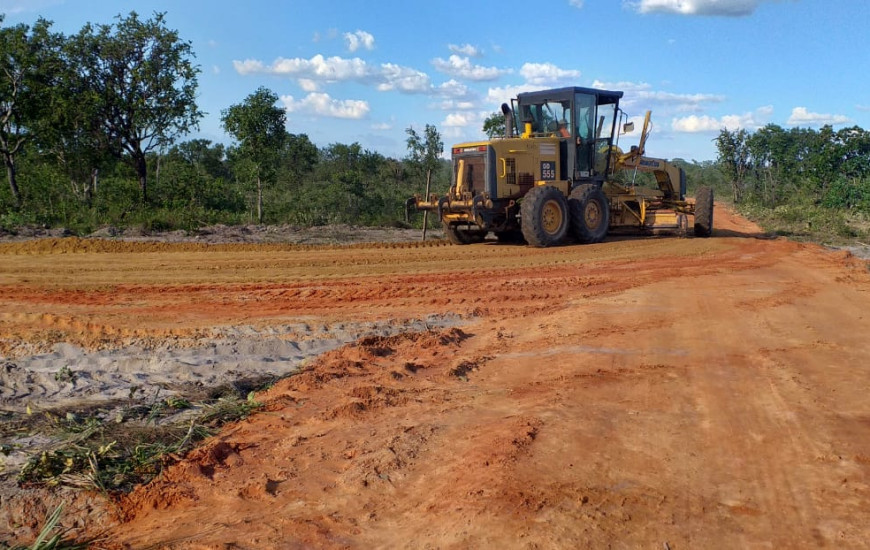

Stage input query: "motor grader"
[{"left": 407, "top": 86, "right": 713, "bottom": 247}]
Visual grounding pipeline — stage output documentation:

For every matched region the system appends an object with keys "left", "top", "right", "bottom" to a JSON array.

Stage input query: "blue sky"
[{"left": 3, "top": 0, "right": 868, "bottom": 162}]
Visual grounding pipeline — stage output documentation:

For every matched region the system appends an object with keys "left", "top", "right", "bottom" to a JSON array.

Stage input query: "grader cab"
[{"left": 408, "top": 85, "right": 713, "bottom": 246}]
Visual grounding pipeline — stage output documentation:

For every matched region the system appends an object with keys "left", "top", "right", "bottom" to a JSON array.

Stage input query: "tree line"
[
  {"left": 715, "top": 124, "right": 870, "bottom": 211},
  {"left": 2, "top": 11, "right": 867, "bottom": 235},
  {"left": 0, "top": 11, "right": 449, "bottom": 232}
]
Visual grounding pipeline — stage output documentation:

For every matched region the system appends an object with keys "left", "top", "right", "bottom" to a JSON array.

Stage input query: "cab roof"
[{"left": 516, "top": 86, "right": 623, "bottom": 105}]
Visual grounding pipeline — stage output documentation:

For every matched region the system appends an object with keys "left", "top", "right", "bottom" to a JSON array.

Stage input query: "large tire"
[
  {"left": 569, "top": 184, "right": 610, "bottom": 243},
  {"left": 694, "top": 186, "right": 714, "bottom": 238},
  {"left": 443, "top": 222, "right": 487, "bottom": 245},
  {"left": 520, "top": 185, "right": 569, "bottom": 247}
]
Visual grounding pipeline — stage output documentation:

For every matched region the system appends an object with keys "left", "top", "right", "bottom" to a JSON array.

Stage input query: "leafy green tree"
[
  {"left": 482, "top": 111, "right": 506, "bottom": 139},
  {"left": 405, "top": 124, "right": 443, "bottom": 235},
  {"left": 34, "top": 25, "right": 108, "bottom": 206},
  {"left": 221, "top": 87, "right": 287, "bottom": 223},
  {"left": 155, "top": 139, "right": 240, "bottom": 212},
  {"left": 279, "top": 133, "right": 318, "bottom": 189},
  {"left": 715, "top": 128, "right": 751, "bottom": 203},
  {"left": 0, "top": 17, "right": 57, "bottom": 207},
  {"left": 69, "top": 11, "right": 202, "bottom": 205},
  {"left": 405, "top": 124, "right": 443, "bottom": 184}
]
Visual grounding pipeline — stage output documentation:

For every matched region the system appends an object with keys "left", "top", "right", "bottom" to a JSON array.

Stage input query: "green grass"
[
  {"left": 16, "top": 389, "right": 264, "bottom": 493},
  {"left": 736, "top": 200, "right": 870, "bottom": 245}
]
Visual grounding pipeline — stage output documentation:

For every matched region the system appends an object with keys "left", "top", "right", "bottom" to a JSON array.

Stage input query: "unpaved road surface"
[{"left": 2, "top": 208, "right": 870, "bottom": 548}]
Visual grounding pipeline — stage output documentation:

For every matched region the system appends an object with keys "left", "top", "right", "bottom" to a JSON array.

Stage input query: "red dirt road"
[{"left": 3, "top": 207, "right": 870, "bottom": 548}]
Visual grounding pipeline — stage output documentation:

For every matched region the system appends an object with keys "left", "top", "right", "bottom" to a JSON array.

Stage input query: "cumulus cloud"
[
  {"left": 298, "top": 79, "right": 319, "bottom": 92},
  {"left": 520, "top": 62, "right": 581, "bottom": 86},
  {"left": 432, "top": 55, "right": 509, "bottom": 81},
  {"left": 234, "top": 55, "right": 369, "bottom": 82},
  {"left": 344, "top": 30, "right": 375, "bottom": 52},
  {"left": 485, "top": 84, "right": 541, "bottom": 105},
  {"left": 434, "top": 100, "right": 478, "bottom": 111},
  {"left": 377, "top": 63, "right": 432, "bottom": 93},
  {"left": 448, "top": 44, "right": 483, "bottom": 57},
  {"left": 592, "top": 80, "right": 653, "bottom": 92},
  {"left": 280, "top": 93, "right": 370, "bottom": 119},
  {"left": 443, "top": 112, "right": 475, "bottom": 127},
  {"left": 236, "top": 54, "right": 435, "bottom": 96},
  {"left": 636, "top": 90, "right": 726, "bottom": 108},
  {"left": 625, "top": 0, "right": 783, "bottom": 16},
  {"left": 235, "top": 54, "right": 478, "bottom": 102},
  {"left": 0, "top": 0, "right": 62, "bottom": 14},
  {"left": 787, "top": 107, "right": 852, "bottom": 126},
  {"left": 671, "top": 105, "right": 773, "bottom": 132}
]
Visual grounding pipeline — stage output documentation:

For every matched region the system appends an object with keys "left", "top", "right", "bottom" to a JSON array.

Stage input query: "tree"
[
  {"left": 715, "top": 128, "right": 751, "bottom": 203},
  {"left": 221, "top": 87, "right": 287, "bottom": 223},
  {"left": 482, "top": 111, "right": 506, "bottom": 139},
  {"left": 0, "top": 17, "right": 57, "bottom": 207},
  {"left": 279, "top": 133, "right": 318, "bottom": 189},
  {"left": 405, "top": 124, "right": 443, "bottom": 237},
  {"left": 35, "top": 24, "right": 107, "bottom": 206},
  {"left": 70, "top": 11, "right": 202, "bottom": 205}
]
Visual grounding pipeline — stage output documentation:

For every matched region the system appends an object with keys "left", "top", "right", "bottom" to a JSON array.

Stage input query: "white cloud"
[
  {"left": 234, "top": 55, "right": 478, "bottom": 99},
  {"left": 377, "top": 63, "right": 432, "bottom": 93},
  {"left": 444, "top": 113, "right": 474, "bottom": 127},
  {"left": 212, "top": 65, "right": 220, "bottom": 75},
  {"left": 592, "top": 80, "right": 653, "bottom": 93},
  {"left": 234, "top": 55, "right": 369, "bottom": 81},
  {"left": 787, "top": 107, "right": 852, "bottom": 126},
  {"left": 569, "top": 0, "right": 585, "bottom": 7},
  {"left": 0, "top": 0, "right": 62, "bottom": 14},
  {"left": 434, "top": 100, "right": 478, "bottom": 111},
  {"left": 671, "top": 115, "right": 725, "bottom": 132},
  {"left": 436, "top": 79, "right": 471, "bottom": 99},
  {"left": 520, "top": 62, "right": 581, "bottom": 86},
  {"left": 432, "top": 55, "right": 509, "bottom": 81},
  {"left": 344, "top": 30, "right": 375, "bottom": 52},
  {"left": 625, "top": 0, "right": 783, "bottom": 16},
  {"left": 857, "top": 104, "right": 870, "bottom": 112},
  {"left": 448, "top": 44, "right": 483, "bottom": 57},
  {"left": 485, "top": 84, "right": 541, "bottom": 105},
  {"left": 671, "top": 105, "right": 773, "bottom": 132},
  {"left": 371, "top": 122, "right": 393, "bottom": 131},
  {"left": 637, "top": 90, "right": 725, "bottom": 106},
  {"left": 298, "top": 79, "right": 319, "bottom": 92},
  {"left": 280, "top": 93, "right": 370, "bottom": 119}
]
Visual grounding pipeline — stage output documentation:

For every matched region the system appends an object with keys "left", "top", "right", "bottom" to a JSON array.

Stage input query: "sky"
[{"left": 2, "top": 0, "right": 868, "bottom": 162}]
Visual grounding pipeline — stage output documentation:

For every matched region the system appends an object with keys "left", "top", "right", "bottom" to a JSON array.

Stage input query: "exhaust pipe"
[{"left": 501, "top": 103, "right": 513, "bottom": 138}]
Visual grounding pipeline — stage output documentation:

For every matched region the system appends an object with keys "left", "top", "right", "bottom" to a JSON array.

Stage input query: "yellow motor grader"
[{"left": 407, "top": 86, "right": 713, "bottom": 246}]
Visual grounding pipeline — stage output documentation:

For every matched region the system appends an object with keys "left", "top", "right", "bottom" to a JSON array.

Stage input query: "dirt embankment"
[{"left": 3, "top": 206, "right": 870, "bottom": 548}]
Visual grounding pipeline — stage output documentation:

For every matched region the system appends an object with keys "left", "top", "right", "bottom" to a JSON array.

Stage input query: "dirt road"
[{"left": 2, "top": 208, "right": 870, "bottom": 548}]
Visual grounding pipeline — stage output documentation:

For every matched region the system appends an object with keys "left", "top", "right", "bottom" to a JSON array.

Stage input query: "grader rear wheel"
[
  {"left": 694, "top": 186, "right": 714, "bottom": 238},
  {"left": 520, "top": 185, "right": 569, "bottom": 248},
  {"left": 569, "top": 184, "right": 610, "bottom": 243}
]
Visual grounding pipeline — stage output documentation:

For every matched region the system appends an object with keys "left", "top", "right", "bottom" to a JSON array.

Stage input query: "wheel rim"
[
  {"left": 584, "top": 200, "right": 602, "bottom": 230},
  {"left": 542, "top": 200, "right": 564, "bottom": 235}
]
